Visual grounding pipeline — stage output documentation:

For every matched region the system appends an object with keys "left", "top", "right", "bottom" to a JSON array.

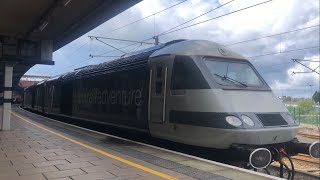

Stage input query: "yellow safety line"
[{"left": 12, "top": 112, "right": 178, "bottom": 180}]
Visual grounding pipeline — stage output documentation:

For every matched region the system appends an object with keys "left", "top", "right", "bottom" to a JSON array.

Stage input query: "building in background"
[
  {"left": 11, "top": 75, "right": 50, "bottom": 104},
  {"left": 19, "top": 75, "right": 51, "bottom": 88}
]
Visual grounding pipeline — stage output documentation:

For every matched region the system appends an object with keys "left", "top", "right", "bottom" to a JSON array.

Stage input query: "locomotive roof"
[
  {"left": 150, "top": 40, "right": 246, "bottom": 59},
  {"left": 29, "top": 39, "right": 246, "bottom": 86},
  {"left": 39, "top": 40, "right": 186, "bottom": 83}
]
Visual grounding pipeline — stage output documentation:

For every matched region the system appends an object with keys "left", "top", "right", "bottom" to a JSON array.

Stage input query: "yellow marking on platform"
[{"left": 12, "top": 112, "right": 178, "bottom": 180}]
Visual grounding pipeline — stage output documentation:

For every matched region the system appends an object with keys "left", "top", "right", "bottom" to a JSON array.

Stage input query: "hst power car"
[{"left": 23, "top": 40, "right": 319, "bottom": 170}]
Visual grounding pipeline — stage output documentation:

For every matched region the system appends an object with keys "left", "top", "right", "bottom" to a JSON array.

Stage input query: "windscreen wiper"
[{"left": 214, "top": 73, "right": 247, "bottom": 87}]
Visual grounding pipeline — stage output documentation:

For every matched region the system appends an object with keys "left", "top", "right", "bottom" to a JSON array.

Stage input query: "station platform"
[{"left": 0, "top": 107, "right": 279, "bottom": 180}]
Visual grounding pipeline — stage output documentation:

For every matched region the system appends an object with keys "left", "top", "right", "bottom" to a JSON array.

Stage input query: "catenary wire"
[
  {"left": 226, "top": 25, "right": 319, "bottom": 46},
  {"left": 49, "top": 0, "right": 272, "bottom": 75},
  {"left": 98, "top": 0, "right": 188, "bottom": 37},
  {"left": 48, "top": 0, "right": 319, "bottom": 77},
  {"left": 45, "top": 0, "right": 189, "bottom": 75},
  {"left": 157, "top": 0, "right": 273, "bottom": 37},
  {"left": 248, "top": 46, "right": 320, "bottom": 59},
  {"left": 159, "top": 0, "right": 236, "bottom": 35},
  {"left": 96, "top": 0, "right": 273, "bottom": 58}
]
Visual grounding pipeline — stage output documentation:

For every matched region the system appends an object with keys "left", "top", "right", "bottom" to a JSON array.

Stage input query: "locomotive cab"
[{"left": 148, "top": 40, "right": 300, "bottom": 150}]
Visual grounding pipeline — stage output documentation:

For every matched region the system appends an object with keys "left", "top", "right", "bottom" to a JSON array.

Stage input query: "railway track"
[
  {"left": 291, "top": 154, "right": 320, "bottom": 175},
  {"left": 298, "top": 133, "right": 320, "bottom": 140},
  {"left": 263, "top": 154, "right": 320, "bottom": 179},
  {"left": 293, "top": 154, "right": 320, "bottom": 164}
]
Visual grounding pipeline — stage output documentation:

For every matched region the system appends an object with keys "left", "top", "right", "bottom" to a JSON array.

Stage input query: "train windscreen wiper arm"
[{"left": 214, "top": 73, "right": 247, "bottom": 87}]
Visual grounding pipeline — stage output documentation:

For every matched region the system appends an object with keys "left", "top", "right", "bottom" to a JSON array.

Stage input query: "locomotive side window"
[
  {"left": 155, "top": 66, "right": 163, "bottom": 95},
  {"left": 171, "top": 56, "right": 209, "bottom": 90}
]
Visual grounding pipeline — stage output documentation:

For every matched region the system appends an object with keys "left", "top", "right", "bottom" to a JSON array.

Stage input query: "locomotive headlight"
[
  {"left": 226, "top": 116, "right": 242, "bottom": 127},
  {"left": 241, "top": 115, "right": 254, "bottom": 126}
]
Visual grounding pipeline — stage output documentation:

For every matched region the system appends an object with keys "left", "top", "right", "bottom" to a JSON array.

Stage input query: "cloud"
[
  {"left": 26, "top": 0, "right": 319, "bottom": 97},
  {"left": 269, "top": 55, "right": 319, "bottom": 97}
]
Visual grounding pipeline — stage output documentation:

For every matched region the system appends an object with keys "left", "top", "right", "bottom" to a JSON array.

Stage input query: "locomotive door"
[
  {"left": 149, "top": 57, "right": 171, "bottom": 123},
  {"left": 60, "top": 83, "right": 73, "bottom": 115}
]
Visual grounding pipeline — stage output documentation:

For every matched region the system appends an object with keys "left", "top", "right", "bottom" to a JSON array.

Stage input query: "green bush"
[{"left": 297, "top": 99, "right": 315, "bottom": 114}]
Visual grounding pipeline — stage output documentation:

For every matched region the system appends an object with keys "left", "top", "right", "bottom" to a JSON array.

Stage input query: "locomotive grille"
[{"left": 256, "top": 113, "right": 288, "bottom": 126}]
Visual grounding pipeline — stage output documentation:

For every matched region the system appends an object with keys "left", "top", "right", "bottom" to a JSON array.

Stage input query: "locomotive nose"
[
  {"left": 249, "top": 148, "right": 272, "bottom": 169},
  {"left": 309, "top": 141, "right": 320, "bottom": 159}
]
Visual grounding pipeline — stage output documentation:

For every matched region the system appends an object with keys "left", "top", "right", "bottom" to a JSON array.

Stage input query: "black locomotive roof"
[
  {"left": 23, "top": 40, "right": 181, "bottom": 90},
  {"left": 48, "top": 39, "right": 186, "bottom": 83},
  {"left": 29, "top": 39, "right": 244, "bottom": 87}
]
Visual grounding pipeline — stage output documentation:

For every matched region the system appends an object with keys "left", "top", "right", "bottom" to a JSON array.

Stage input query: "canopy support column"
[{"left": 1, "top": 66, "right": 13, "bottom": 130}]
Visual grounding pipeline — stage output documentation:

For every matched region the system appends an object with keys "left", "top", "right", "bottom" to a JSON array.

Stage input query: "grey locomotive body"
[
  {"left": 147, "top": 40, "right": 299, "bottom": 149},
  {"left": 23, "top": 40, "right": 318, "bottom": 169}
]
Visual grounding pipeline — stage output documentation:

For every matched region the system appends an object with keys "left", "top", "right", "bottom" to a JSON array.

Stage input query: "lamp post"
[{"left": 309, "top": 84, "right": 313, "bottom": 98}]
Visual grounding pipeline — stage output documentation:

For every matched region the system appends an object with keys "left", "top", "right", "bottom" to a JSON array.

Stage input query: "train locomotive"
[{"left": 23, "top": 40, "right": 319, "bottom": 172}]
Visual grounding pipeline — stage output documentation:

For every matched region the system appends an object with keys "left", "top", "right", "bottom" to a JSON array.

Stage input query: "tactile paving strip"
[
  {"left": 16, "top": 108, "right": 230, "bottom": 180},
  {"left": 108, "top": 146, "right": 229, "bottom": 179}
]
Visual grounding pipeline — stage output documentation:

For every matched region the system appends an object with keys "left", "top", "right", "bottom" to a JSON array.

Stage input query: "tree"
[
  {"left": 282, "top": 96, "right": 292, "bottom": 102},
  {"left": 312, "top": 91, "right": 319, "bottom": 103},
  {"left": 297, "top": 99, "right": 315, "bottom": 114}
]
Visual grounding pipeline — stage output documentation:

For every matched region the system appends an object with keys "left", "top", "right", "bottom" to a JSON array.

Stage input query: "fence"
[{"left": 288, "top": 106, "right": 320, "bottom": 127}]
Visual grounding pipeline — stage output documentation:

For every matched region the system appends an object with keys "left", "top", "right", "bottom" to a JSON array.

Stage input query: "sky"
[{"left": 27, "top": 0, "right": 320, "bottom": 98}]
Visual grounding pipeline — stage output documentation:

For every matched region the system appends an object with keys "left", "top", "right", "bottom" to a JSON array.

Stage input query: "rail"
[
  {"left": 292, "top": 154, "right": 320, "bottom": 175},
  {"left": 298, "top": 133, "right": 320, "bottom": 140}
]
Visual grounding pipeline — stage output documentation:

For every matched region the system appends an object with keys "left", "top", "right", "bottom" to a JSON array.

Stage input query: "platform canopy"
[{"left": 0, "top": 0, "right": 141, "bottom": 90}]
